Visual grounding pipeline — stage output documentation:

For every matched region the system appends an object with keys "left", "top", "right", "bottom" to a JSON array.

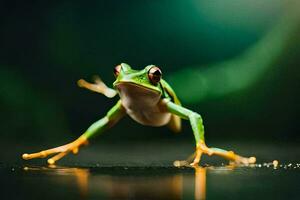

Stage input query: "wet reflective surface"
[
  {"left": 1, "top": 141, "right": 300, "bottom": 200},
  {"left": 1, "top": 163, "right": 300, "bottom": 200}
]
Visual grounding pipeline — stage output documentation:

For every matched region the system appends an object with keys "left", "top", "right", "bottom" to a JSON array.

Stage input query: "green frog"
[{"left": 22, "top": 63, "right": 256, "bottom": 166}]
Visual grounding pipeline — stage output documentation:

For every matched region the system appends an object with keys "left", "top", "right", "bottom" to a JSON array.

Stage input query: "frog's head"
[{"left": 113, "top": 63, "right": 163, "bottom": 94}]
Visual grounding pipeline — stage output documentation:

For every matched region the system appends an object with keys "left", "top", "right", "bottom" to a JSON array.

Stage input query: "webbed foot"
[
  {"left": 22, "top": 136, "right": 88, "bottom": 165},
  {"left": 173, "top": 141, "right": 256, "bottom": 167}
]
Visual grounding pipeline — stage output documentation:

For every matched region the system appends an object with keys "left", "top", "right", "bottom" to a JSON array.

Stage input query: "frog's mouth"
[
  {"left": 114, "top": 81, "right": 161, "bottom": 94},
  {"left": 115, "top": 82, "right": 162, "bottom": 110}
]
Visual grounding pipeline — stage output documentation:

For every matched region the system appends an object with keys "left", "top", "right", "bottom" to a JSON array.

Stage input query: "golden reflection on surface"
[
  {"left": 98, "top": 175, "right": 183, "bottom": 199},
  {"left": 24, "top": 165, "right": 90, "bottom": 198},
  {"left": 194, "top": 167, "right": 206, "bottom": 200},
  {"left": 22, "top": 165, "right": 245, "bottom": 200}
]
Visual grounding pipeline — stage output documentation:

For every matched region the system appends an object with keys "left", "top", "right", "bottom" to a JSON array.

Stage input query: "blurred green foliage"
[{"left": 0, "top": 0, "right": 299, "bottom": 143}]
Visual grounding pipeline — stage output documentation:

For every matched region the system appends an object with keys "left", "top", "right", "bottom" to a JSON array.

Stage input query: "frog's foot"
[
  {"left": 77, "top": 76, "right": 117, "bottom": 98},
  {"left": 207, "top": 146, "right": 256, "bottom": 165},
  {"left": 22, "top": 136, "right": 88, "bottom": 165},
  {"left": 173, "top": 141, "right": 256, "bottom": 167},
  {"left": 189, "top": 141, "right": 213, "bottom": 166},
  {"left": 173, "top": 152, "right": 196, "bottom": 167},
  {"left": 173, "top": 142, "right": 211, "bottom": 167}
]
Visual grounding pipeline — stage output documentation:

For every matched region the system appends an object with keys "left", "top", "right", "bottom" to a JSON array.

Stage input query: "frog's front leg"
[
  {"left": 22, "top": 100, "right": 125, "bottom": 164},
  {"left": 77, "top": 75, "right": 117, "bottom": 98},
  {"left": 164, "top": 99, "right": 256, "bottom": 166}
]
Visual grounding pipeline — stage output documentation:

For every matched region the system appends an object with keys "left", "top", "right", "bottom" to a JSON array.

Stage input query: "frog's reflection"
[
  {"left": 195, "top": 167, "right": 206, "bottom": 200},
  {"left": 24, "top": 165, "right": 236, "bottom": 200}
]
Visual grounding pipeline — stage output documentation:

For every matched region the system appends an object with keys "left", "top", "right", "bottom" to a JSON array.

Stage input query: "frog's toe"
[
  {"left": 173, "top": 160, "right": 189, "bottom": 167},
  {"left": 248, "top": 156, "right": 256, "bottom": 164},
  {"left": 234, "top": 156, "right": 256, "bottom": 165},
  {"left": 47, "top": 151, "right": 69, "bottom": 165}
]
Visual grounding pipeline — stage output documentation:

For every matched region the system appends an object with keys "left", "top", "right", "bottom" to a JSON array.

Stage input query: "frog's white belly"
[{"left": 116, "top": 83, "right": 171, "bottom": 126}]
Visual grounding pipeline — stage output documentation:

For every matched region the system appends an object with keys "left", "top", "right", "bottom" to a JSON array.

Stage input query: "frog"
[{"left": 22, "top": 63, "right": 256, "bottom": 166}]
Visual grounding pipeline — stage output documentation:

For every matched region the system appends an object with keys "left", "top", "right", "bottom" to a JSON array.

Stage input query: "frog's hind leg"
[
  {"left": 77, "top": 75, "right": 117, "bottom": 98},
  {"left": 22, "top": 101, "right": 125, "bottom": 165},
  {"left": 167, "top": 114, "right": 181, "bottom": 133},
  {"left": 164, "top": 99, "right": 256, "bottom": 167}
]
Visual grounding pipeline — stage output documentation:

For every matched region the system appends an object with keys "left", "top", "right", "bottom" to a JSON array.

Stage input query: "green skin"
[
  {"left": 85, "top": 64, "right": 203, "bottom": 141},
  {"left": 83, "top": 64, "right": 204, "bottom": 145},
  {"left": 22, "top": 63, "right": 255, "bottom": 166}
]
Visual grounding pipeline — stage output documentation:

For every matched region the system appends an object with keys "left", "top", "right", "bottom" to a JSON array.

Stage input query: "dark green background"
[{"left": 1, "top": 0, "right": 299, "bottom": 145}]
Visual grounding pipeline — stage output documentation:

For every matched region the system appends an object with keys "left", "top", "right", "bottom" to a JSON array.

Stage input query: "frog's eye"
[
  {"left": 114, "top": 64, "right": 122, "bottom": 77},
  {"left": 148, "top": 66, "right": 162, "bottom": 85}
]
